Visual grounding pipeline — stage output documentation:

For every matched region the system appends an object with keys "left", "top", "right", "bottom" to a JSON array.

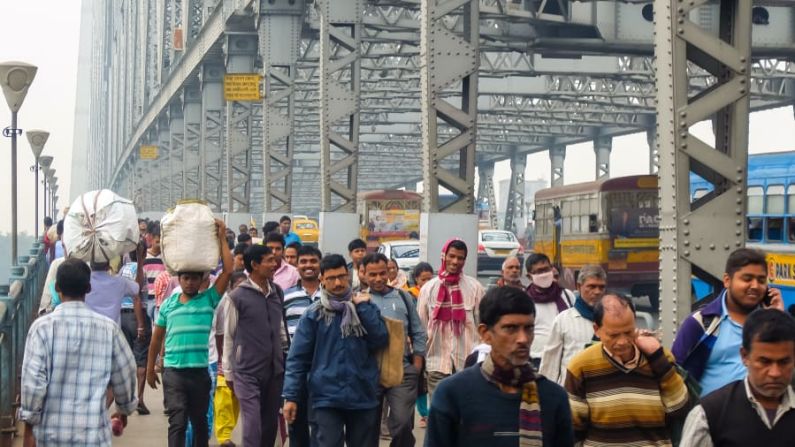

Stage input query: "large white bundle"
[
  {"left": 63, "top": 190, "right": 139, "bottom": 263},
  {"left": 161, "top": 202, "right": 219, "bottom": 273}
]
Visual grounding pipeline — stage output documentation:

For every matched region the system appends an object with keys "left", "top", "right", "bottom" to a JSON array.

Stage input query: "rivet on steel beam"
[
  {"left": 683, "top": 219, "right": 689, "bottom": 225},
  {"left": 684, "top": 251, "right": 690, "bottom": 256},
  {"left": 684, "top": 241, "right": 689, "bottom": 246},
  {"left": 736, "top": 208, "right": 743, "bottom": 214},
  {"left": 724, "top": 244, "right": 730, "bottom": 250},
  {"left": 736, "top": 167, "right": 743, "bottom": 173},
  {"left": 694, "top": 244, "right": 700, "bottom": 250},
  {"left": 736, "top": 241, "right": 742, "bottom": 247},
  {"left": 710, "top": 244, "right": 715, "bottom": 250}
]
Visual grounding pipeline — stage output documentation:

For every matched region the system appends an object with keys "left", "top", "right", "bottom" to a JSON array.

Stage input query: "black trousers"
[
  {"left": 289, "top": 390, "right": 312, "bottom": 447},
  {"left": 163, "top": 367, "right": 211, "bottom": 447},
  {"left": 311, "top": 407, "right": 379, "bottom": 447}
]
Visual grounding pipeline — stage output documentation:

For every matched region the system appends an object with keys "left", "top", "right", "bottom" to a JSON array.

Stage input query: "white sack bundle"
[
  {"left": 63, "top": 190, "right": 139, "bottom": 263},
  {"left": 161, "top": 201, "right": 220, "bottom": 274}
]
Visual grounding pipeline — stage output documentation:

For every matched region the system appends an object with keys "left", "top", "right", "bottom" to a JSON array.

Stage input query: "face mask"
[{"left": 531, "top": 271, "right": 555, "bottom": 289}]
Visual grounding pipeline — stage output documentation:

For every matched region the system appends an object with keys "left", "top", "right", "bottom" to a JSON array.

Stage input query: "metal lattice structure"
[{"left": 74, "top": 0, "right": 795, "bottom": 333}]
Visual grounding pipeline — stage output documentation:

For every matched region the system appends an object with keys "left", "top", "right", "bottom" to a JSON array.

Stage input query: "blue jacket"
[
  {"left": 671, "top": 291, "right": 725, "bottom": 382},
  {"left": 282, "top": 300, "right": 388, "bottom": 410}
]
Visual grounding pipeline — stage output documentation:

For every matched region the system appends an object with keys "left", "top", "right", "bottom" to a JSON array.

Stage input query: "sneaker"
[
  {"left": 419, "top": 417, "right": 427, "bottom": 428},
  {"left": 111, "top": 417, "right": 124, "bottom": 436},
  {"left": 137, "top": 403, "right": 150, "bottom": 415}
]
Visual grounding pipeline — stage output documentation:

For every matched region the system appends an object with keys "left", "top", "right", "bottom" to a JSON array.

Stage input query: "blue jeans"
[{"left": 186, "top": 362, "right": 217, "bottom": 445}]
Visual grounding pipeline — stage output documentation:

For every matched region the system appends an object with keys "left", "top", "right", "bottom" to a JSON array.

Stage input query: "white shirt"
[
  {"left": 538, "top": 306, "right": 596, "bottom": 385},
  {"left": 530, "top": 289, "right": 575, "bottom": 359}
]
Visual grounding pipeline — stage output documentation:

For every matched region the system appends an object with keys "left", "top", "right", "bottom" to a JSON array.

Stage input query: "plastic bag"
[
  {"left": 63, "top": 190, "right": 139, "bottom": 263},
  {"left": 161, "top": 201, "right": 219, "bottom": 274}
]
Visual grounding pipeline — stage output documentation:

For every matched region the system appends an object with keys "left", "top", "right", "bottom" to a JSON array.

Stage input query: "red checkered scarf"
[{"left": 431, "top": 239, "right": 466, "bottom": 336}]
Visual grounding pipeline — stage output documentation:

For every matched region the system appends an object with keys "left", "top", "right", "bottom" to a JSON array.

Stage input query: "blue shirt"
[
  {"left": 119, "top": 263, "right": 138, "bottom": 309},
  {"left": 283, "top": 231, "right": 302, "bottom": 247},
  {"left": 699, "top": 294, "right": 746, "bottom": 396}
]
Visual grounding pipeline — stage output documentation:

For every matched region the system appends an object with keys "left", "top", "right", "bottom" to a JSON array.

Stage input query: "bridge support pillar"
[
  {"left": 550, "top": 146, "right": 566, "bottom": 187},
  {"left": 477, "top": 162, "right": 498, "bottom": 230},
  {"left": 647, "top": 127, "right": 659, "bottom": 174},
  {"left": 258, "top": 0, "right": 304, "bottom": 214},
  {"left": 182, "top": 85, "right": 202, "bottom": 199},
  {"left": 418, "top": 0, "right": 479, "bottom": 274},
  {"left": 594, "top": 136, "right": 612, "bottom": 180},
  {"left": 504, "top": 150, "right": 526, "bottom": 234},
  {"left": 224, "top": 33, "right": 258, "bottom": 213},
  {"left": 169, "top": 103, "right": 184, "bottom": 202},
  {"left": 157, "top": 118, "right": 172, "bottom": 210},
  {"left": 199, "top": 63, "right": 225, "bottom": 211},
  {"left": 655, "top": 0, "right": 751, "bottom": 345},
  {"left": 317, "top": 0, "right": 362, "bottom": 252}
]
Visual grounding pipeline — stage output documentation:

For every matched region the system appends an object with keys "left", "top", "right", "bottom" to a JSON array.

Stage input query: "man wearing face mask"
[{"left": 525, "top": 254, "right": 574, "bottom": 369}]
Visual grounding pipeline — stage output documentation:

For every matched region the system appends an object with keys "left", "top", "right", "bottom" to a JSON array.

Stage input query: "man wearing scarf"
[
  {"left": 417, "top": 239, "right": 486, "bottom": 399},
  {"left": 282, "top": 254, "right": 388, "bottom": 447},
  {"left": 524, "top": 254, "right": 575, "bottom": 368},
  {"left": 538, "top": 265, "right": 607, "bottom": 385},
  {"left": 495, "top": 256, "right": 524, "bottom": 289},
  {"left": 426, "top": 287, "right": 574, "bottom": 446}
]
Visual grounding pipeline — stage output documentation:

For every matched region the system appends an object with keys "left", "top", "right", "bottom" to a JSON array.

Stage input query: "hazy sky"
[{"left": 0, "top": 2, "right": 793, "bottom": 235}]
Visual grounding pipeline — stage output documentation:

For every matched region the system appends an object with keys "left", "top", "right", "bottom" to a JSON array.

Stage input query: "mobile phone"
[{"left": 763, "top": 288, "right": 773, "bottom": 307}]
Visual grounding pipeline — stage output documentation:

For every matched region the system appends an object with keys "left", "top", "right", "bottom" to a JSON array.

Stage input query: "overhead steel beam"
[
  {"left": 656, "top": 0, "right": 752, "bottom": 345},
  {"left": 504, "top": 149, "right": 526, "bottom": 234},
  {"left": 477, "top": 161, "right": 498, "bottom": 229}
]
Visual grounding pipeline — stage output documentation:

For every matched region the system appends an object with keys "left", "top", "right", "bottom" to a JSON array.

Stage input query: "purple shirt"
[
  {"left": 273, "top": 261, "right": 300, "bottom": 291},
  {"left": 85, "top": 270, "right": 140, "bottom": 325}
]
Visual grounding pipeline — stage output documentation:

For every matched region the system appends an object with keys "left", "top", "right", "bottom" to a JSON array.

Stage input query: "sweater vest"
[{"left": 701, "top": 380, "right": 795, "bottom": 447}]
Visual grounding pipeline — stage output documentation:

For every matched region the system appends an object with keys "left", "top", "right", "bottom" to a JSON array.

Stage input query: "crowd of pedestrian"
[{"left": 19, "top": 214, "right": 795, "bottom": 447}]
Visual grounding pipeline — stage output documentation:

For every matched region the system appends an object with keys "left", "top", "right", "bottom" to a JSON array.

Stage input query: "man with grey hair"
[
  {"left": 495, "top": 256, "right": 523, "bottom": 289},
  {"left": 539, "top": 265, "right": 607, "bottom": 385}
]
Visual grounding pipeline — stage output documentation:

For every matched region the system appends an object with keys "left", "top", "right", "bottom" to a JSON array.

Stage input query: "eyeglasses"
[{"left": 323, "top": 273, "right": 348, "bottom": 283}]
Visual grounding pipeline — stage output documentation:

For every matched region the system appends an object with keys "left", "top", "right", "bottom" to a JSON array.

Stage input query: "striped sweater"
[{"left": 564, "top": 343, "right": 689, "bottom": 447}]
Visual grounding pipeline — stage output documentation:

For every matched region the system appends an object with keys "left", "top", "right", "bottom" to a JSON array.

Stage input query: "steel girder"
[
  {"left": 504, "top": 149, "right": 526, "bottom": 233},
  {"left": 169, "top": 103, "right": 185, "bottom": 203},
  {"left": 656, "top": 0, "right": 752, "bottom": 345},
  {"left": 477, "top": 161, "right": 498, "bottom": 229}
]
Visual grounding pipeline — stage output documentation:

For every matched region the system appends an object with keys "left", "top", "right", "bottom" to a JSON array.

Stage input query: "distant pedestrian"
[
  {"left": 232, "top": 243, "right": 248, "bottom": 272},
  {"left": 280, "top": 215, "right": 302, "bottom": 246},
  {"left": 283, "top": 254, "right": 389, "bottom": 447},
  {"left": 673, "top": 248, "right": 784, "bottom": 397},
  {"left": 145, "top": 219, "right": 233, "bottom": 447},
  {"left": 425, "top": 287, "right": 574, "bottom": 447},
  {"left": 265, "top": 232, "right": 301, "bottom": 290},
  {"left": 538, "top": 265, "right": 606, "bottom": 385},
  {"left": 20, "top": 258, "right": 138, "bottom": 446},
  {"left": 565, "top": 294, "right": 689, "bottom": 446},
  {"left": 680, "top": 308, "right": 795, "bottom": 447},
  {"left": 417, "top": 239, "right": 485, "bottom": 399},
  {"left": 387, "top": 257, "right": 409, "bottom": 290},
  {"left": 238, "top": 224, "right": 248, "bottom": 236},
  {"left": 223, "top": 245, "right": 287, "bottom": 447},
  {"left": 348, "top": 238, "right": 368, "bottom": 290},
  {"left": 285, "top": 242, "right": 300, "bottom": 268}
]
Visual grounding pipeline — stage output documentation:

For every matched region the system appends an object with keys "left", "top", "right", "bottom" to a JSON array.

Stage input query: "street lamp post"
[
  {"left": 27, "top": 130, "right": 50, "bottom": 239},
  {"left": 0, "top": 61, "right": 37, "bottom": 265},
  {"left": 39, "top": 156, "right": 53, "bottom": 223},
  {"left": 51, "top": 181, "right": 58, "bottom": 221}
]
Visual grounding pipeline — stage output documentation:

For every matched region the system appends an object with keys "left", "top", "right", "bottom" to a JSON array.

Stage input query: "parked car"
[
  {"left": 477, "top": 230, "right": 524, "bottom": 272},
  {"left": 377, "top": 240, "right": 420, "bottom": 271},
  {"left": 292, "top": 215, "right": 319, "bottom": 245}
]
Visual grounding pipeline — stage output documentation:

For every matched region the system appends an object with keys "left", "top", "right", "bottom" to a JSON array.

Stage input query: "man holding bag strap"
[{"left": 364, "top": 253, "right": 427, "bottom": 447}]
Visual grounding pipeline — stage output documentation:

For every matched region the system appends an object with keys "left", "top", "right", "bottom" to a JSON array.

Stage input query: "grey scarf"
[{"left": 319, "top": 287, "right": 367, "bottom": 338}]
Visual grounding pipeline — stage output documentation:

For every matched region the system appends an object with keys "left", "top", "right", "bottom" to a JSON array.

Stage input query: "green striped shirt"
[{"left": 157, "top": 286, "right": 222, "bottom": 368}]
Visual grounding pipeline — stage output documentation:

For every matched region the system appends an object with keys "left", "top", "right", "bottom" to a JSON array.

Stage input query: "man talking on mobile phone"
[{"left": 673, "top": 248, "right": 785, "bottom": 397}]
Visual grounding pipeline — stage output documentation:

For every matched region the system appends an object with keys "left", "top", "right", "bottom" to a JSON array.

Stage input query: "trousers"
[
  {"left": 234, "top": 371, "right": 284, "bottom": 447},
  {"left": 163, "top": 367, "right": 211, "bottom": 447},
  {"left": 377, "top": 364, "right": 420, "bottom": 447},
  {"left": 311, "top": 407, "right": 379, "bottom": 447}
]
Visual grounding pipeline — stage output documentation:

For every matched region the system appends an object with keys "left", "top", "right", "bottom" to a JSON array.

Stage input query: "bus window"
[
  {"left": 766, "top": 184, "right": 785, "bottom": 214},
  {"left": 747, "top": 186, "right": 764, "bottom": 214},
  {"left": 589, "top": 214, "right": 598, "bottom": 233},
  {"left": 747, "top": 217, "right": 763, "bottom": 241},
  {"left": 767, "top": 218, "right": 783, "bottom": 242},
  {"left": 788, "top": 185, "right": 795, "bottom": 214}
]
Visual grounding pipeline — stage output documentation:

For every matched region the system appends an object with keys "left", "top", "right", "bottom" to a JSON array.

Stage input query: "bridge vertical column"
[
  {"left": 199, "top": 63, "right": 225, "bottom": 211},
  {"left": 477, "top": 162, "right": 498, "bottom": 230},
  {"left": 550, "top": 146, "right": 565, "bottom": 187},
  {"left": 647, "top": 127, "right": 659, "bottom": 174},
  {"left": 504, "top": 150, "right": 526, "bottom": 234},
  {"left": 224, "top": 33, "right": 258, "bottom": 213},
  {"left": 655, "top": 0, "right": 751, "bottom": 345},
  {"left": 169, "top": 102, "right": 184, "bottom": 203},
  {"left": 258, "top": 0, "right": 304, "bottom": 215},
  {"left": 317, "top": 0, "right": 363, "bottom": 256},
  {"left": 419, "top": 0, "right": 480, "bottom": 276},
  {"left": 182, "top": 84, "right": 201, "bottom": 199},
  {"left": 157, "top": 118, "right": 172, "bottom": 210},
  {"left": 594, "top": 136, "right": 612, "bottom": 180}
]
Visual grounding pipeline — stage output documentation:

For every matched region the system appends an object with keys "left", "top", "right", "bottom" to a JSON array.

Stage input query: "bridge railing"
[{"left": 0, "top": 242, "right": 48, "bottom": 446}]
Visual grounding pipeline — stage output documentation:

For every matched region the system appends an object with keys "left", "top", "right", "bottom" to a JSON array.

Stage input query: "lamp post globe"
[{"left": 0, "top": 61, "right": 37, "bottom": 266}]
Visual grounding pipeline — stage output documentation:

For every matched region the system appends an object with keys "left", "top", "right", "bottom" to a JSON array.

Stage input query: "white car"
[
  {"left": 377, "top": 240, "right": 420, "bottom": 271},
  {"left": 477, "top": 230, "right": 524, "bottom": 272}
]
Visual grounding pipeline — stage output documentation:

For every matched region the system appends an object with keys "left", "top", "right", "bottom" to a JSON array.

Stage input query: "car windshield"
[
  {"left": 296, "top": 222, "right": 316, "bottom": 229},
  {"left": 392, "top": 245, "right": 419, "bottom": 259},
  {"left": 482, "top": 232, "right": 516, "bottom": 242}
]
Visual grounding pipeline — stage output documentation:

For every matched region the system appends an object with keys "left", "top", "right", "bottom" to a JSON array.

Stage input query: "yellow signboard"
[
  {"left": 767, "top": 252, "right": 795, "bottom": 287},
  {"left": 224, "top": 74, "right": 262, "bottom": 101},
  {"left": 140, "top": 145, "right": 158, "bottom": 160},
  {"left": 614, "top": 238, "right": 658, "bottom": 249}
]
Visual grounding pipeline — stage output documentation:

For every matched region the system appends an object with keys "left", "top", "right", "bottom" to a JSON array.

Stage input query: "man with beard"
[
  {"left": 426, "top": 287, "right": 573, "bottom": 446},
  {"left": 673, "top": 248, "right": 784, "bottom": 397},
  {"left": 283, "top": 254, "right": 388, "bottom": 447},
  {"left": 418, "top": 239, "right": 485, "bottom": 398},
  {"left": 495, "top": 256, "right": 523, "bottom": 289},
  {"left": 680, "top": 308, "right": 795, "bottom": 446},
  {"left": 525, "top": 253, "right": 574, "bottom": 369}
]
